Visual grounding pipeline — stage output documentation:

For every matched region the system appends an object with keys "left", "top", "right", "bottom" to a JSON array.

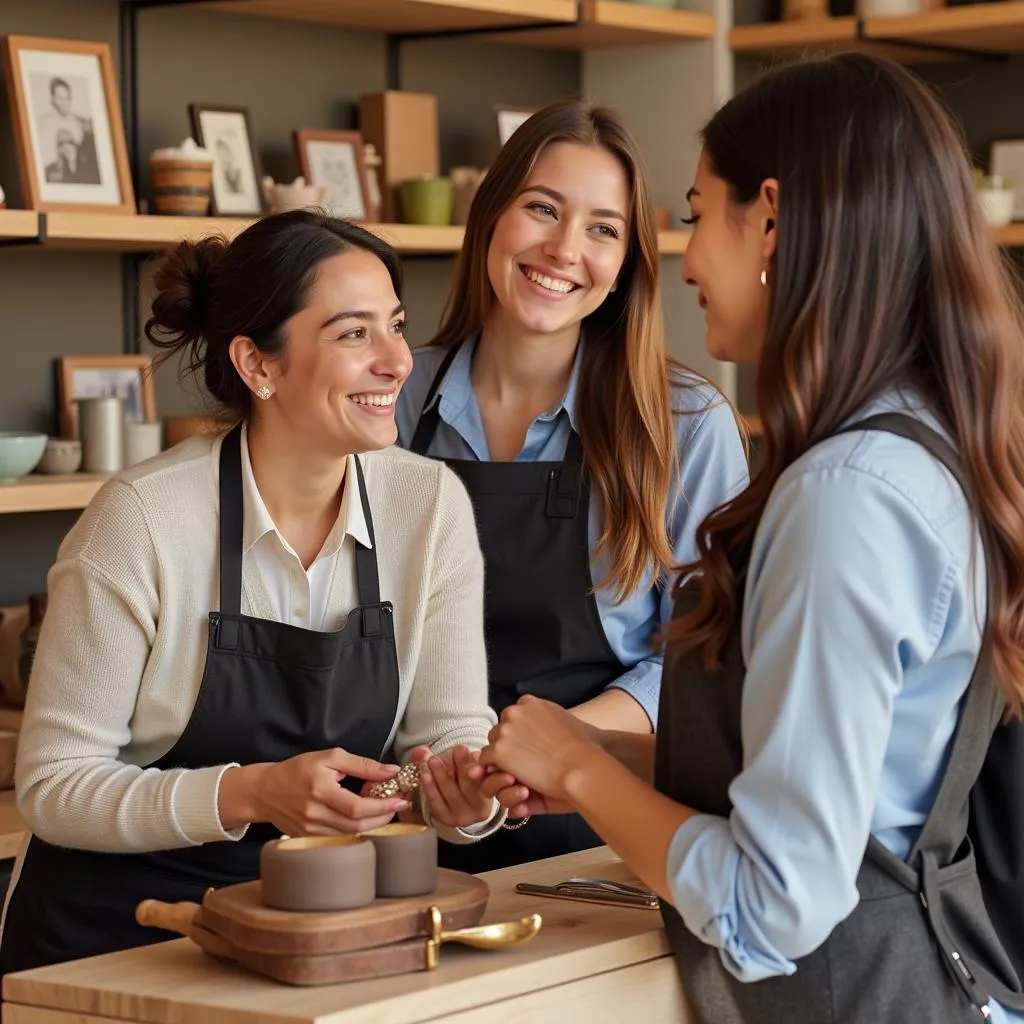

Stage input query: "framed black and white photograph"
[
  {"left": 294, "top": 129, "right": 370, "bottom": 221},
  {"left": 495, "top": 106, "right": 536, "bottom": 148},
  {"left": 3, "top": 35, "right": 134, "bottom": 214},
  {"left": 57, "top": 355, "right": 157, "bottom": 440},
  {"left": 189, "top": 103, "right": 263, "bottom": 216},
  {"left": 989, "top": 138, "right": 1024, "bottom": 220}
]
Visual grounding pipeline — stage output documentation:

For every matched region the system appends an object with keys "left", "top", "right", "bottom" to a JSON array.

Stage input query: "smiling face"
[
  {"left": 255, "top": 249, "right": 411, "bottom": 455},
  {"left": 484, "top": 141, "right": 630, "bottom": 344},
  {"left": 682, "top": 149, "right": 776, "bottom": 365}
]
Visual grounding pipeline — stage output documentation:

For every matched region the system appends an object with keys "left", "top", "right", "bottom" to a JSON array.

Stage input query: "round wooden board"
[{"left": 200, "top": 868, "right": 489, "bottom": 955}]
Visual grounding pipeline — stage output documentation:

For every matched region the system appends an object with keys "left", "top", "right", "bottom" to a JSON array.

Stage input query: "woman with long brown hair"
[
  {"left": 478, "top": 54, "right": 1024, "bottom": 1022},
  {"left": 395, "top": 98, "right": 747, "bottom": 872}
]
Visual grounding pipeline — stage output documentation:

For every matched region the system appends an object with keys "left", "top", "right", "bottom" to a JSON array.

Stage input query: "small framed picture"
[
  {"left": 189, "top": 103, "right": 263, "bottom": 216},
  {"left": 293, "top": 129, "right": 371, "bottom": 221},
  {"left": 495, "top": 106, "right": 536, "bottom": 148},
  {"left": 56, "top": 355, "right": 157, "bottom": 440},
  {"left": 989, "top": 139, "right": 1024, "bottom": 220},
  {"left": 2, "top": 35, "right": 135, "bottom": 214}
]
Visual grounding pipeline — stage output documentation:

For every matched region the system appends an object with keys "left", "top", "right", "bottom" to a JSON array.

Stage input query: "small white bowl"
[
  {"left": 978, "top": 188, "right": 1015, "bottom": 229},
  {"left": 38, "top": 438, "right": 82, "bottom": 475}
]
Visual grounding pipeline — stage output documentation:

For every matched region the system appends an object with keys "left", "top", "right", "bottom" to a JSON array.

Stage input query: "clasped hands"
[{"left": 222, "top": 696, "right": 600, "bottom": 837}]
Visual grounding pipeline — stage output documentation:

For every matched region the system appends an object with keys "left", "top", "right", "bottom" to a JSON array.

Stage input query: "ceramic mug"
[
  {"left": 400, "top": 177, "right": 453, "bottom": 226},
  {"left": 260, "top": 836, "right": 377, "bottom": 911},
  {"left": 364, "top": 823, "right": 438, "bottom": 898}
]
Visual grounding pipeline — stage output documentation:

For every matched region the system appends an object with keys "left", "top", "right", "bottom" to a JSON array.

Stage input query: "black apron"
[
  {"left": 655, "top": 413, "right": 1024, "bottom": 1022},
  {"left": 0, "top": 425, "right": 401, "bottom": 975},
  {"left": 409, "top": 342, "right": 624, "bottom": 871}
]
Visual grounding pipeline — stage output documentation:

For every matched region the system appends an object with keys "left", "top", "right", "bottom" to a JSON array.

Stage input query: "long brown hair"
[
  {"left": 671, "top": 54, "right": 1024, "bottom": 714},
  {"left": 431, "top": 97, "right": 677, "bottom": 601}
]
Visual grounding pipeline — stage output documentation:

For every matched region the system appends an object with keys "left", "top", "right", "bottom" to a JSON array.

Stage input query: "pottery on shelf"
[
  {"left": 0, "top": 433, "right": 47, "bottom": 484},
  {"left": 400, "top": 176, "right": 453, "bottom": 226},
  {"left": 262, "top": 176, "right": 327, "bottom": 215},
  {"left": 38, "top": 438, "right": 82, "bottom": 475},
  {"left": 150, "top": 138, "right": 214, "bottom": 217}
]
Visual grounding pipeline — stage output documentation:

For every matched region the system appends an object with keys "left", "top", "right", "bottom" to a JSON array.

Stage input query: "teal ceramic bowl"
[{"left": 0, "top": 433, "right": 47, "bottom": 484}]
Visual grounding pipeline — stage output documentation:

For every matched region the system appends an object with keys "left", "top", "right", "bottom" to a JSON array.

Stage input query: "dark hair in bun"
[{"left": 145, "top": 210, "right": 404, "bottom": 420}]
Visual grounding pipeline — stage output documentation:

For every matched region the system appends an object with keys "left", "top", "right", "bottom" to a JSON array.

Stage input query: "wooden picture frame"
[
  {"left": 495, "top": 106, "right": 537, "bottom": 148},
  {"left": 189, "top": 103, "right": 264, "bottom": 217},
  {"left": 293, "top": 129, "right": 371, "bottom": 221},
  {"left": 2, "top": 35, "right": 135, "bottom": 214},
  {"left": 56, "top": 355, "right": 157, "bottom": 440}
]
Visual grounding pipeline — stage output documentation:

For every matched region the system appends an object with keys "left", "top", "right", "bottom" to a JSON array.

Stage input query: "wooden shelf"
[
  {"left": 994, "top": 223, "right": 1024, "bottom": 247},
  {"left": 191, "top": 0, "right": 577, "bottom": 32},
  {"left": 0, "top": 474, "right": 109, "bottom": 515},
  {"left": 0, "top": 211, "right": 692, "bottom": 257},
  {"left": 504, "top": 1, "right": 716, "bottom": 49},
  {"left": 730, "top": 14, "right": 959, "bottom": 62},
  {"left": 0, "top": 209, "right": 43, "bottom": 242},
  {"left": 657, "top": 229, "right": 690, "bottom": 255},
  {"left": 0, "top": 789, "right": 24, "bottom": 861},
  {"left": 863, "top": 1, "right": 1024, "bottom": 55},
  {"left": 731, "top": 16, "right": 862, "bottom": 58}
]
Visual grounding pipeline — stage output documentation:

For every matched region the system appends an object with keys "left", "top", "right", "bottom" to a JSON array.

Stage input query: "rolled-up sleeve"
[{"left": 666, "top": 466, "right": 956, "bottom": 980}]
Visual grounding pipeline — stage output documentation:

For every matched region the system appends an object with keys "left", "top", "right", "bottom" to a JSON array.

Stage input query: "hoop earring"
[
  {"left": 256, "top": 385, "right": 273, "bottom": 401},
  {"left": 760, "top": 268, "right": 768, "bottom": 287}
]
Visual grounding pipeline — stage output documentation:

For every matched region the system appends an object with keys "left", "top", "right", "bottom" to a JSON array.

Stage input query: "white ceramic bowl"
[
  {"left": 0, "top": 433, "right": 47, "bottom": 484},
  {"left": 978, "top": 188, "right": 1015, "bottom": 229},
  {"left": 38, "top": 438, "right": 82, "bottom": 475}
]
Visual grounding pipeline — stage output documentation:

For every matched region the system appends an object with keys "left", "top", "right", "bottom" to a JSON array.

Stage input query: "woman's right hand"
[{"left": 219, "top": 749, "right": 410, "bottom": 836}]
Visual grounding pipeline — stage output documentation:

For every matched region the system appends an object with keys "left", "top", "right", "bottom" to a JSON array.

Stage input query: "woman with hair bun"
[{"left": 0, "top": 210, "right": 512, "bottom": 975}]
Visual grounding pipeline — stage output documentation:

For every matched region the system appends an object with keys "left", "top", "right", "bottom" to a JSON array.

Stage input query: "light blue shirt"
[
  {"left": 395, "top": 336, "right": 749, "bottom": 727},
  {"left": 665, "top": 391, "right": 1023, "bottom": 1023}
]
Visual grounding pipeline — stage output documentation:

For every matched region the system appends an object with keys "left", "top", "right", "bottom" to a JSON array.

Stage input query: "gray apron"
[{"left": 655, "top": 413, "right": 1024, "bottom": 1021}]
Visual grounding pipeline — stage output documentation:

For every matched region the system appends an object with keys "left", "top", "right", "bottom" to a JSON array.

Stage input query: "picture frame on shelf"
[
  {"left": 189, "top": 103, "right": 264, "bottom": 216},
  {"left": 293, "top": 129, "right": 371, "bottom": 221},
  {"left": 2, "top": 35, "right": 135, "bottom": 215},
  {"left": 495, "top": 106, "right": 537, "bottom": 148},
  {"left": 56, "top": 355, "right": 157, "bottom": 440},
  {"left": 989, "top": 138, "right": 1024, "bottom": 220}
]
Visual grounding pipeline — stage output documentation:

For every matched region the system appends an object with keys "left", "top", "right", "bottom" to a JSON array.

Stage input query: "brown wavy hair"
[
  {"left": 430, "top": 97, "right": 680, "bottom": 601},
  {"left": 670, "top": 54, "right": 1024, "bottom": 714}
]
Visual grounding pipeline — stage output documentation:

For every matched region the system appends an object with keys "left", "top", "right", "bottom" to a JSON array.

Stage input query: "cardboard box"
[{"left": 359, "top": 91, "right": 439, "bottom": 222}]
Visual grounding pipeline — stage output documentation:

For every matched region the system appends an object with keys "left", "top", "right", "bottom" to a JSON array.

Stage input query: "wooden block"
[{"left": 359, "top": 91, "right": 439, "bottom": 222}]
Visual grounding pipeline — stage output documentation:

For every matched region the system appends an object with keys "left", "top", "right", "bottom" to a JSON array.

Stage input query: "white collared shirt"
[{"left": 239, "top": 425, "right": 369, "bottom": 632}]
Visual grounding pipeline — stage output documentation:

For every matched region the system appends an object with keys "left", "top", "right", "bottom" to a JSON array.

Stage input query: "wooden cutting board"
[
  {"left": 198, "top": 869, "right": 489, "bottom": 955},
  {"left": 135, "top": 870, "right": 494, "bottom": 986},
  {"left": 182, "top": 917, "right": 434, "bottom": 986}
]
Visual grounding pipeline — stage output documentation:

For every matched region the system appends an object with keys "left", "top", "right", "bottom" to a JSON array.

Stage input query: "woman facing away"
[
  {"left": 477, "top": 54, "right": 1024, "bottom": 1022},
  {"left": 0, "top": 211, "right": 515, "bottom": 976},
  {"left": 396, "top": 97, "right": 749, "bottom": 873}
]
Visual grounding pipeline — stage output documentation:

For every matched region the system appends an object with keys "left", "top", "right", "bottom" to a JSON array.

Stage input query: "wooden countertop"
[
  {"left": 2, "top": 847, "right": 694, "bottom": 1024},
  {"left": 0, "top": 790, "right": 24, "bottom": 861}
]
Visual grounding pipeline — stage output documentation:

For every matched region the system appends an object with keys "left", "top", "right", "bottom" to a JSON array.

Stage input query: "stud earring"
[
  {"left": 760, "top": 267, "right": 768, "bottom": 287},
  {"left": 256, "top": 385, "right": 273, "bottom": 401}
]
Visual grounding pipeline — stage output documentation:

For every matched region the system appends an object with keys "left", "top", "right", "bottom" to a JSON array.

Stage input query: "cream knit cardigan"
[{"left": 13, "top": 432, "right": 499, "bottom": 855}]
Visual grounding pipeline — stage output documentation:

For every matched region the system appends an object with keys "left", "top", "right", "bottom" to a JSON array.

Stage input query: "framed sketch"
[
  {"left": 495, "top": 106, "right": 536, "bottom": 148},
  {"left": 989, "top": 138, "right": 1024, "bottom": 220},
  {"left": 294, "top": 129, "right": 370, "bottom": 221},
  {"left": 57, "top": 355, "right": 157, "bottom": 440},
  {"left": 189, "top": 103, "right": 263, "bottom": 216},
  {"left": 2, "top": 35, "right": 134, "bottom": 214}
]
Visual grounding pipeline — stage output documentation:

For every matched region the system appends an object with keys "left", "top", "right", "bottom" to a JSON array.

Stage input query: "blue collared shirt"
[
  {"left": 664, "top": 390, "right": 1023, "bottom": 1024},
  {"left": 395, "top": 336, "right": 749, "bottom": 727}
]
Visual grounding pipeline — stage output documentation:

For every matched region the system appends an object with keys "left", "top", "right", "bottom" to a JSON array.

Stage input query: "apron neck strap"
[
  {"left": 409, "top": 343, "right": 462, "bottom": 454},
  {"left": 352, "top": 454, "right": 380, "bottom": 605},
  {"left": 218, "top": 424, "right": 245, "bottom": 617}
]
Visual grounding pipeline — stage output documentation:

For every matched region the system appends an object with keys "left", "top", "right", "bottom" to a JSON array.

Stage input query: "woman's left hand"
[
  {"left": 480, "top": 695, "right": 605, "bottom": 801},
  {"left": 412, "top": 745, "right": 513, "bottom": 829}
]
